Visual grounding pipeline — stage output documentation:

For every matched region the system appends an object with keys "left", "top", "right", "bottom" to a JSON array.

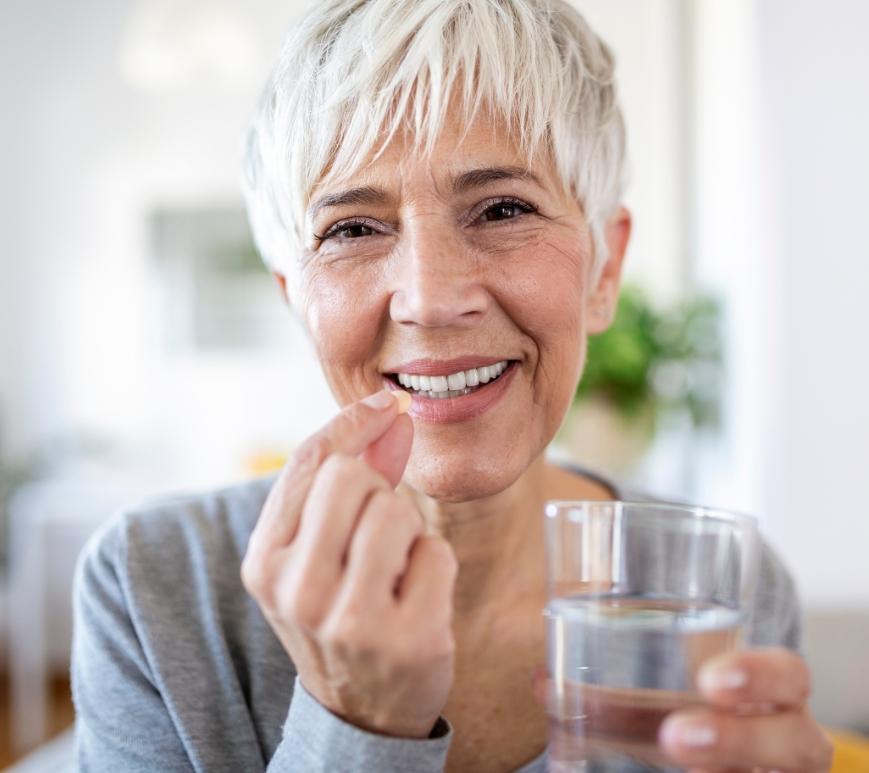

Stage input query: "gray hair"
[{"left": 242, "top": 0, "right": 626, "bottom": 294}]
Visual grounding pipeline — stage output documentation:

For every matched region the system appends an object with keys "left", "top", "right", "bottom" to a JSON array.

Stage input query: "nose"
[{"left": 389, "top": 220, "right": 489, "bottom": 328}]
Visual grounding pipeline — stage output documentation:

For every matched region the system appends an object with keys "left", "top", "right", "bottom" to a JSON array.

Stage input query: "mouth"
[{"left": 383, "top": 359, "right": 516, "bottom": 399}]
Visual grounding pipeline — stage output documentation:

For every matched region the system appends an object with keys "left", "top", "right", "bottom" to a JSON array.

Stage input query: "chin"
[{"left": 403, "top": 439, "right": 533, "bottom": 503}]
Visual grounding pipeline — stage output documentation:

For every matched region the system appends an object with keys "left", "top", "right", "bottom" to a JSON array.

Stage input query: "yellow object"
[
  {"left": 394, "top": 389, "right": 412, "bottom": 414},
  {"left": 830, "top": 730, "right": 869, "bottom": 772},
  {"left": 245, "top": 450, "right": 288, "bottom": 476}
]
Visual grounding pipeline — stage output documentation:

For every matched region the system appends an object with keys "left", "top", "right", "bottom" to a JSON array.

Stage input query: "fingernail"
[
  {"left": 699, "top": 663, "right": 748, "bottom": 692},
  {"left": 661, "top": 717, "right": 717, "bottom": 748}
]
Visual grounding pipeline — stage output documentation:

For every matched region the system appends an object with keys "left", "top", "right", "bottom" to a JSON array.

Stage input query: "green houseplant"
[{"left": 557, "top": 284, "right": 723, "bottom": 472}]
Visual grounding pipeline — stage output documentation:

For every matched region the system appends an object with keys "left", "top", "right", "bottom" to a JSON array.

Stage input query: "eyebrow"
[
  {"left": 451, "top": 165, "right": 544, "bottom": 193},
  {"left": 309, "top": 186, "right": 391, "bottom": 218},
  {"left": 309, "top": 165, "right": 544, "bottom": 218}
]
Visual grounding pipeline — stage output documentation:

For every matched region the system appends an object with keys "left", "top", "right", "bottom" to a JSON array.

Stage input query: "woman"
[{"left": 72, "top": 0, "right": 833, "bottom": 771}]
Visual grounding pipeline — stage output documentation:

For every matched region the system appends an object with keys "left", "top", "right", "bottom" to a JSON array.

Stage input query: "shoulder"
[
  {"left": 72, "top": 475, "right": 297, "bottom": 766},
  {"left": 750, "top": 538, "right": 802, "bottom": 650},
  {"left": 81, "top": 474, "right": 276, "bottom": 574},
  {"left": 75, "top": 474, "right": 279, "bottom": 632}
]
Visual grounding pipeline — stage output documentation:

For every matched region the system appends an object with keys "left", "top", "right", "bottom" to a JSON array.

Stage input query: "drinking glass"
[{"left": 543, "top": 501, "right": 759, "bottom": 772}]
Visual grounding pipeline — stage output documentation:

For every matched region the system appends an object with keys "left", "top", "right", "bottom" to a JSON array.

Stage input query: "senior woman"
[{"left": 72, "top": 1, "right": 832, "bottom": 771}]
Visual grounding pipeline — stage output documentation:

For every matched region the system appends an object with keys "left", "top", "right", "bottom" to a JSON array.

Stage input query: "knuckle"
[
  {"left": 343, "top": 402, "right": 377, "bottom": 433},
  {"left": 317, "top": 451, "right": 380, "bottom": 491},
  {"left": 363, "top": 491, "right": 416, "bottom": 535},
  {"left": 292, "top": 435, "right": 330, "bottom": 473},
  {"left": 315, "top": 451, "right": 356, "bottom": 485},
  {"left": 240, "top": 554, "right": 267, "bottom": 597},
  {"left": 241, "top": 553, "right": 290, "bottom": 618},
  {"left": 362, "top": 498, "right": 393, "bottom": 531},
  {"left": 275, "top": 578, "right": 322, "bottom": 630},
  {"left": 327, "top": 406, "right": 369, "bottom": 445},
  {"left": 322, "top": 609, "right": 371, "bottom": 652}
]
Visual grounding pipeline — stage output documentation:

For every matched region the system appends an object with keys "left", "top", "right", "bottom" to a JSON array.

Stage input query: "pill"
[{"left": 394, "top": 390, "right": 412, "bottom": 414}]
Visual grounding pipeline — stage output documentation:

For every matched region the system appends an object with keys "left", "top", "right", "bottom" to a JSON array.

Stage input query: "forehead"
[{"left": 307, "top": 109, "right": 561, "bottom": 212}]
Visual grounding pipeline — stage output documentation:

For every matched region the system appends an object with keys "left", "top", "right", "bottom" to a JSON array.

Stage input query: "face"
[{"left": 292, "top": 112, "right": 628, "bottom": 502}]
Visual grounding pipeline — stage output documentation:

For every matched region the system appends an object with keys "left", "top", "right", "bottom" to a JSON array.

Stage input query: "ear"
[
  {"left": 273, "top": 271, "right": 290, "bottom": 305},
  {"left": 586, "top": 206, "right": 632, "bottom": 334}
]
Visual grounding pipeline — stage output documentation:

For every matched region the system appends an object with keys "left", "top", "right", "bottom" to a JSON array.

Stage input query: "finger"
[
  {"left": 362, "top": 412, "right": 413, "bottom": 488},
  {"left": 295, "top": 453, "right": 389, "bottom": 569},
  {"left": 249, "top": 390, "right": 408, "bottom": 553},
  {"left": 398, "top": 535, "right": 458, "bottom": 612},
  {"left": 343, "top": 490, "right": 424, "bottom": 597},
  {"left": 243, "top": 454, "right": 388, "bottom": 618},
  {"left": 660, "top": 707, "right": 834, "bottom": 771},
  {"left": 697, "top": 647, "right": 811, "bottom": 709}
]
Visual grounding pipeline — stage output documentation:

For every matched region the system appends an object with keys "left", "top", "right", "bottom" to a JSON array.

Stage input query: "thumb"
[{"left": 362, "top": 411, "right": 413, "bottom": 488}]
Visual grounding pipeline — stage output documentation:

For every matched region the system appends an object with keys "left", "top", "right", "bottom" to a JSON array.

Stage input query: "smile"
[
  {"left": 382, "top": 357, "right": 519, "bottom": 423},
  {"left": 392, "top": 360, "right": 510, "bottom": 399}
]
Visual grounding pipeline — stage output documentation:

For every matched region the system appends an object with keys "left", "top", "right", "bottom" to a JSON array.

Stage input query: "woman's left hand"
[{"left": 659, "top": 647, "right": 834, "bottom": 772}]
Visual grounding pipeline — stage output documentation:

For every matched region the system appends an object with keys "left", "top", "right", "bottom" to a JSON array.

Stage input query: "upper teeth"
[{"left": 396, "top": 361, "right": 509, "bottom": 396}]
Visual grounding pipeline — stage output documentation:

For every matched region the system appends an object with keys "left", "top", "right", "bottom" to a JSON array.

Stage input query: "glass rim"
[{"left": 544, "top": 499, "right": 758, "bottom": 531}]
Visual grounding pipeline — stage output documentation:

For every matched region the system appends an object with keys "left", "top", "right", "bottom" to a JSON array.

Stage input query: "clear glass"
[{"left": 543, "top": 501, "right": 759, "bottom": 772}]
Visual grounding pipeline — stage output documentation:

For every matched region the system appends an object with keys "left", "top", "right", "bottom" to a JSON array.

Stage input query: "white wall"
[
  {"left": 574, "top": 0, "right": 691, "bottom": 302},
  {"left": 689, "top": 0, "right": 869, "bottom": 611},
  {"left": 754, "top": 0, "right": 869, "bottom": 609}
]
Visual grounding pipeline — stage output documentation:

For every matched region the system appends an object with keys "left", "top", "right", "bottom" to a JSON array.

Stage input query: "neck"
[{"left": 400, "top": 456, "right": 611, "bottom": 636}]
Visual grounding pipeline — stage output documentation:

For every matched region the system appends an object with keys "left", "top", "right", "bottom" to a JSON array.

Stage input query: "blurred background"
[{"left": 1, "top": 0, "right": 867, "bottom": 768}]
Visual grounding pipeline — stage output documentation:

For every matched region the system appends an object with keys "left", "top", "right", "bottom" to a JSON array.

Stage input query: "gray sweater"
[{"left": 71, "top": 472, "right": 801, "bottom": 772}]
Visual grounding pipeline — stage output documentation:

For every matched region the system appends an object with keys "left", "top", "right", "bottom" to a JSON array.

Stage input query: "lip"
[
  {"left": 383, "top": 356, "right": 510, "bottom": 377},
  {"left": 383, "top": 361, "right": 519, "bottom": 424}
]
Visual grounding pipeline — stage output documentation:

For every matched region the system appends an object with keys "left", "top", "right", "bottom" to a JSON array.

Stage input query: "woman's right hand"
[{"left": 241, "top": 391, "right": 458, "bottom": 739}]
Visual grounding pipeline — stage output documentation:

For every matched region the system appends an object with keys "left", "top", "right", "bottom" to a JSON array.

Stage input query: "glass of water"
[{"left": 543, "top": 501, "right": 759, "bottom": 772}]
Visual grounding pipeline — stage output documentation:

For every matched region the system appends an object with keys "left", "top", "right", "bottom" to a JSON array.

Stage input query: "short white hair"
[{"left": 242, "top": 0, "right": 626, "bottom": 293}]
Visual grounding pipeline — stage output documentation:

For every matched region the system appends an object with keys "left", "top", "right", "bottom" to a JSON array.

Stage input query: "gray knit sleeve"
[
  {"left": 72, "top": 522, "right": 194, "bottom": 773},
  {"left": 747, "top": 540, "right": 804, "bottom": 653},
  {"left": 72, "top": 512, "right": 453, "bottom": 773},
  {"left": 267, "top": 677, "right": 452, "bottom": 772}
]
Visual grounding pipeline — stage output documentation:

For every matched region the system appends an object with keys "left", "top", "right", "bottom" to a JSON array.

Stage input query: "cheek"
[
  {"left": 300, "top": 264, "right": 388, "bottom": 402},
  {"left": 498, "top": 235, "right": 591, "bottom": 422},
  {"left": 504, "top": 235, "right": 590, "bottom": 356}
]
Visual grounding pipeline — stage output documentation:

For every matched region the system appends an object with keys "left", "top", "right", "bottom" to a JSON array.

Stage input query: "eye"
[
  {"left": 314, "top": 218, "right": 379, "bottom": 243},
  {"left": 334, "top": 222, "right": 374, "bottom": 239},
  {"left": 474, "top": 197, "right": 538, "bottom": 225}
]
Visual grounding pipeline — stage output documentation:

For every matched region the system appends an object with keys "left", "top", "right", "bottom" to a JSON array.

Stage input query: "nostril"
[{"left": 389, "top": 281, "right": 489, "bottom": 328}]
